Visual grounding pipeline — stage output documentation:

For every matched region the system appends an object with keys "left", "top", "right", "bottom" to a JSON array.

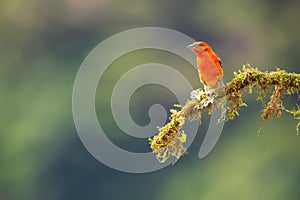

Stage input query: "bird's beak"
[{"left": 186, "top": 43, "right": 195, "bottom": 49}]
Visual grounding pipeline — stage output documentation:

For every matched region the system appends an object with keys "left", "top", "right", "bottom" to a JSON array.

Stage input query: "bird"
[{"left": 187, "top": 41, "right": 224, "bottom": 92}]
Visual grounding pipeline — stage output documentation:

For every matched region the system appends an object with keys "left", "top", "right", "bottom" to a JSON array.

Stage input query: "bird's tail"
[
  {"left": 215, "top": 79, "right": 225, "bottom": 89},
  {"left": 204, "top": 79, "right": 225, "bottom": 95}
]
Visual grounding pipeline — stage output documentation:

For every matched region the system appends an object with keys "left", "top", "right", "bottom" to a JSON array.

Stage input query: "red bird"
[{"left": 187, "top": 41, "right": 224, "bottom": 91}]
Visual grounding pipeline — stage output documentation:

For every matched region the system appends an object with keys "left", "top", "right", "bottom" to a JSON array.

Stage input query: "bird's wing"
[{"left": 218, "top": 57, "right": 222, "bottom": 68}]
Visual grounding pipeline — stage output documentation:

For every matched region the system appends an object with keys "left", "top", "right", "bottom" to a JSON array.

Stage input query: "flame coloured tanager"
[{"left": 187, "top": 41, "right": 224, "bottom": 91}]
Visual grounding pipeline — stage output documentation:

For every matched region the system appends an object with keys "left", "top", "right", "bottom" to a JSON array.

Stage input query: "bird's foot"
[{"left": 204, "top": 88, "right": 214, "bottom": 96}]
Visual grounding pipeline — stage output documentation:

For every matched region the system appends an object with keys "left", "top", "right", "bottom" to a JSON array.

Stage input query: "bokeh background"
[{"left": 1, "top": 0, "right": 300, "bottom": 199}]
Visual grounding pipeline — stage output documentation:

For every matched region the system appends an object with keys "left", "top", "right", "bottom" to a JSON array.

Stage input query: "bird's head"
[{"left": 187, "top": 41, "right": 210, "bottom": 52}]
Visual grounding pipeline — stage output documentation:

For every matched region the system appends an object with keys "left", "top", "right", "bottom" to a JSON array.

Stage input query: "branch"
[{"left": 149, "top": 64, "right": 300, "bottom": 163}]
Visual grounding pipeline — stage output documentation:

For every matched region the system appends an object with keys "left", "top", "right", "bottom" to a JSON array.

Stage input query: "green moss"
[{"left": 149, "top": 64, "right": 300, "bottom": 163}]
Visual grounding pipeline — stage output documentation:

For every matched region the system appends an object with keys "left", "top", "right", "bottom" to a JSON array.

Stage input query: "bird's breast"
[{"left": 197, "top": 53, "right": 222, "bottom": 86}]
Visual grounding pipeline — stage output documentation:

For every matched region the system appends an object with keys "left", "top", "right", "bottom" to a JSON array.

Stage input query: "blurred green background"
[{"left": 1, "top": 0, "right": 300, "bottom": 199}]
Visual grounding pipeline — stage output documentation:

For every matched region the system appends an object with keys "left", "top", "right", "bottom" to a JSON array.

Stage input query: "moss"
[
  {"left": 148, "top": 108, "right": 187, "bottom": 163},
  {"left": 149, "top": 64, "right": 300, "bottom": 163}
]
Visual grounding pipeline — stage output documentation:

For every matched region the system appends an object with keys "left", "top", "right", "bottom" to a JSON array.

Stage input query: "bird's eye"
[{"left": 197, "top": 43, "right": 202, "bottom": 47}]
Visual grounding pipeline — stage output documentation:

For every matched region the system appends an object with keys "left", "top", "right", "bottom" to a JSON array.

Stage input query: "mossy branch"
[{"left": 149, "top": 64, "right": 300, "bottom": 163}]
